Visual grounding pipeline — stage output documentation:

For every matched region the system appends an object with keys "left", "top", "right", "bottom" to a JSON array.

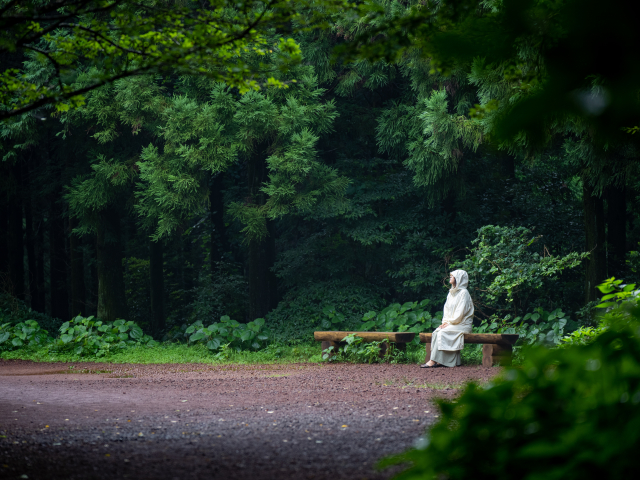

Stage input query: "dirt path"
[{"left": 0, "top": 360, "right": 498, "bottom": 480}]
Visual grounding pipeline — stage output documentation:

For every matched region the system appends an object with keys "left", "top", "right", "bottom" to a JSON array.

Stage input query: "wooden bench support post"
[
  {"left": 424, "top": 342, "right": 431, "bottom": 364},
  {"left": 482, "top": 344, "right": 513, "bottom": 367},
  {"left": 321, "top": 340, "right": 339, "bottom": 358}
]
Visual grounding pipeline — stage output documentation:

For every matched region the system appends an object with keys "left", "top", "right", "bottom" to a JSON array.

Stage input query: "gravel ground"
[{"left": 0, "top": 359, "right": 498, "bottom": 480}]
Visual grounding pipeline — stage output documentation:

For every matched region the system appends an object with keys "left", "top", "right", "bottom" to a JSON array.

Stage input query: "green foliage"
[
  {"left": 626, "top": 246, "right": 640, "bottom": 279},
  {"left": 559, "top": 325, "right": 605, "bottom": 347},
  {"left": 322, "top": 333, "right": 409, "bottom": 364},
  {"left": 0, "top": 320, "right": 50, "bottom": 351},
  {"left": 382, "top": 284, "right": 640, "bottom": 480},
  {"left": 0, "top": 340, "right": 323, "bottom": 365},
  {"left": 455, "top": 225, "right": 587, "bottom": 316},
  {"left": 187, "top": 265, "right": 249, "bottom": 326},
  {"left": 318, "top": 299, "right": 443, "bottom": 346},
  {"left": 561, "top": 277, "right": 640, "bottom": 347},
  {"left": 478, "top": 307, "right": 575, "bottom": 347},
  {"left": 0, "top": 293, "right": 64, "bottom": 333},
  {"left": 124, "top": 257, "right": 152, "bottom": 328},
  {"left": 266, "top": 280, "right": 387, "bottom": 342},
  {"left": 358, "top": 300, "right": 442, "bottom": 337},
  {"left": 183, "top": 316, "right": 271, "bottom": 352},
  {"left": 0, "top": 0, "right": 341, "bottom": 120},
  {"left": 49, "top": 316, "right": 157, "bottom": 358}
]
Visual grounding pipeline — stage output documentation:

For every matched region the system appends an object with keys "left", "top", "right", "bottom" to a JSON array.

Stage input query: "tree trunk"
[
  {"left": 69, "top": 217, "right": 85, "bottom": 317},
  {"left": 96, "top": 207, "right": 128, "bottom": 322},
  {"left": 50, "top": 198, "right": 69, "bottom": 320},
  {"left": 0, "top": 180, "right": 9, "bottom": 283},
  {"left": 149, "top": 240, "right": 165, "bottom": 335},
  {"left": 210, "top": 173, "right": 229, "bottom": 273},
  {"left": 86, "top": 240, "right": 98, "bottom": 317},
  {"left": 583, "top": 181, "right": 606, "bottom": 303},
  {"left": 23, "top": 162, "right": 38, "bottom": 308},
  {"left": 7, "top": 164, "right": 24, "bottom": 300},
  {"left": 247, "top": 220, "right": 278, "bottom": 320},
  {"left": 32, "top": 208, "right": 46, "bottom": 313},
  {"left": 246, "top": 143, "right": 278, "bottom": 320},
  {"left": 606, "top": 185, "right": 627, "bottom": 279}
]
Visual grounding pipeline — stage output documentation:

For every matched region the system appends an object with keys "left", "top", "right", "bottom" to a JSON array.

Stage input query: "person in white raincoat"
[{"left": 421, "top": 270, "right": 474, "bottom": 368}]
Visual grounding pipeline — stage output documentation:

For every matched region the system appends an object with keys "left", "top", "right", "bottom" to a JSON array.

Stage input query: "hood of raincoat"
[{"left": 450, "top": 269, "right": 469, "bottom": 293}]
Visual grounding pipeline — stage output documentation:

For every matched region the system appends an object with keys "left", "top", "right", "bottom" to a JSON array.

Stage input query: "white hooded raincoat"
[{"left": 430, "top": 270, "right": 474, "bottom": 367}]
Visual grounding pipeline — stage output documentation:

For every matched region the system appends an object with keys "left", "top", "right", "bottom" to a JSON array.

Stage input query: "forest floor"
[{"left": 0, "top": 360, "right": 498, "bottom": 480}]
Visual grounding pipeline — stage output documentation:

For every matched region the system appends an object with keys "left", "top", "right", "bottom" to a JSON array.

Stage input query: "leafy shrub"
[
  {"left": 476, "top": 307, "right": 576, "bottom": 346},
  {"left": 382, "top": 283, "right": 640, "bottom": 480},
  {"left": 320, "top": 300, "right": 443, "bottom": 344},
  {"left": 49, "top": 316, "right": 157, "bottom": 357},
  {"left": 361, "top": 300, "right": 443, "bottom": 335},
  {"left": 560, "top": 277, "right": 638, "bottom": 348},
  {"left": 266, "top": 280, "right": 386, "bottom": 342},
  {"left": 0, "top": 320, "right": 50, "bottom": 351},
  {"left": 454, "top": 225, "right": 587, "bottom": 316},
  {"left": 184, "top": 316, "right": 271, "bottom": 352},
  {"left": 322, "top": 333, "right": 408, "bottom": 364},
  {"left": 187, "top": 263, "right": 249, "bottom": 327},
  {"left": 0, "top": 292, "right": 64, "bottom": 333}
]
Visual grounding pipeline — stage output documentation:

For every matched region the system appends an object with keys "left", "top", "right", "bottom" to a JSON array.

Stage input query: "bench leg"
[
  {"left": 321, "top": 341, "right": 339, "bottom": 358},
  {"left": 424, "top": 342, "right": 431, "bottom": 364},
  {"left": 482, "top": 344, "right": 513, "bottom": 367},
  {"left": 379, "top": 341, "right": 389, "bottom": 359}
]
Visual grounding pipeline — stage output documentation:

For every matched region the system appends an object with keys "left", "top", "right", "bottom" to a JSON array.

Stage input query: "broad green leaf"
[
  {"left": 130, "top": 325, "right": 143, "bottom": 340},
  {"left": 190, "top": 332, "right": 205, "bottom": 342},
  {"left": 362, "top": 311, "right": 376, "bottom": 321}
]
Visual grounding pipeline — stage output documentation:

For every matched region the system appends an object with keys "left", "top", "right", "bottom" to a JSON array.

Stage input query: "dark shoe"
[{"left": 420, "top": 363, "right": 441, "bottom": 368}]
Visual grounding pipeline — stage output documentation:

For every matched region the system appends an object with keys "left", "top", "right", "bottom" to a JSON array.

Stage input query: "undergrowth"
[{"left": 0, "top": 340, "right": 444, "bottom": 365}]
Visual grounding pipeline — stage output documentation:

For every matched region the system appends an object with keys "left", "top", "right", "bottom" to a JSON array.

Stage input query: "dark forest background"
[{"left": 2, "top": 0, "right": 639, "bottom": 343}]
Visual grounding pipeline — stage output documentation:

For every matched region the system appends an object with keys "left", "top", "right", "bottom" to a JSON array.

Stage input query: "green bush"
[
  {"left": 454, "top": 225, "right": 587, "bottom": 315},
  {"left": 187, "top": 263, "right": 249, "bottom": 327},
  {"left": 0, "top": 292, "right": 64, "bottom": 333},
  {"left": 266, "top": 280, "right": 387, "bottom": 342},
  {"left": 382, "top": 283, "right": 640, "bottom": 479},
  {"left": 322, "top": 333, "right": 409, "bottom": 364},
  {"left": 0, "top": 320, "right": 50, "bottom": 351},
  {"left": 320, "top": 300, "right": 443, "bottom": 341},
  {"left": 183, "top": 316, "right": 271, "bottom": 352},
  {"left": 49, "top": 315, "right": 158, "bottom": 357}
]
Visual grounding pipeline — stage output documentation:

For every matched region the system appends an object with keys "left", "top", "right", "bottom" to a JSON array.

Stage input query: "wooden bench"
[
  {"left": 314, "top": 331, "right": 416, "bottom": 357},
  {"left": 419, "top": 333, "right": 519, "bottom": 367}
]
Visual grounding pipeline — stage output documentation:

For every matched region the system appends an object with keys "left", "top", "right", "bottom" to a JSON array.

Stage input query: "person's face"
[{"left": 449, "top": 274, "right": 456, "bottom": 286}]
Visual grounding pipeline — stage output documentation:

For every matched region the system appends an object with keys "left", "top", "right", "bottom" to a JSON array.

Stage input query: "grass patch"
[
  {"left": 1, "top": 340, "right": 482, "bottom": 366},
  {"left": 0, "top": 342, "right": 324, "bottom": 365}
]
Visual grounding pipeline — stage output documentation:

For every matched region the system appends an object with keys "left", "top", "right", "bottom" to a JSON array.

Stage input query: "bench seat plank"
[{"left": 314, "top": 331, "right": 416, "bottom": 343}]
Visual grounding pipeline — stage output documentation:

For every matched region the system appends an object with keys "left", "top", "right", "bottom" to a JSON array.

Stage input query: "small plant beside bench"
[{"left": 314, "top": 331, "right": 416, "bottom": 360}]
